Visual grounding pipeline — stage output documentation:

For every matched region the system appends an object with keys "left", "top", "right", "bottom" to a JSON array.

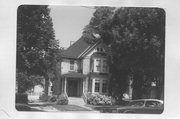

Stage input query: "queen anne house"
[
  {"left": 53, "top": 37, "right": 110, "bottom": 97},
  {"left": 51, "top": 37, "right": 163, "bottom": 100}
]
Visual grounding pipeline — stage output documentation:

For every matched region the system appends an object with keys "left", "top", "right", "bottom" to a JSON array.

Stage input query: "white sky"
[{"left": 49, "top": 6, "right": 95, "bottom": 48}]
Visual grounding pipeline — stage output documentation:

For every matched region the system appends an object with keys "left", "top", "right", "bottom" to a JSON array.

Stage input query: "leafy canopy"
[
  {"left": 83, "top": 7, "right": 165, "bottom": 99},
  {"left": 17, "top": 5, "right": 60, "bottom": 93}
]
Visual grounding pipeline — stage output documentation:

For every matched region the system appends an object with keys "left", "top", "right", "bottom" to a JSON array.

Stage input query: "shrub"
[
  {"left": 86, "top": 93, "right": 113, "bottom": 105},
  {"left": 56, "top": 94, "right": 68, "bottom": 105},
  {"left": 39, "top": 93, "right": 50, "bottom": 102},
  {"left": 16, "top": 93, "right": 28, "bottom": 104},
  {"left": 48, "top": 95, "right": 58, "bottom": 102},
  {"left": 16, "top": 103, "right": 31, "bottom": 111}
]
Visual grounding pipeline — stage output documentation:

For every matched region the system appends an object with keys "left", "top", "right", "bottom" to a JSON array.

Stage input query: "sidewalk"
[
  {"left": 29, "top": 101, "right": 58, "bottom": 112},
  {"left": 28, "top": 97, "right": 99, "bottom": 112}
]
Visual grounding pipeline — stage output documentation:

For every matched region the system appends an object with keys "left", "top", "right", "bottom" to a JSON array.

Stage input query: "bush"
[
  {"left": 16, "top": 103, "right": 31, "bottom": 111},
  {"left": 56, "top": 94, "right": 68, "bottom": 105},
  {"left": 86, "top": 93, "right": 113, "bottom": 105},
  {"left": 16, "top": 93, "right": 28, "bottom": 104},
  {"left": 39, "top": 93, "right": 50, "bottom": 102},
  {"left": 48, "top": 95, "right": 58, "bottom": 102}
]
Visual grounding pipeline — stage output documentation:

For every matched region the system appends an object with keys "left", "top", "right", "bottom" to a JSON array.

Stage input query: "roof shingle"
[{"left": 62, "top": 37, "right": 91, "bottom": 59}]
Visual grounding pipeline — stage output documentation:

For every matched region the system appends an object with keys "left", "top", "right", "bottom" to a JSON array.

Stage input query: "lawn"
[
  {"left": 53, "top": 104, "right": 91, "bottom": 111},
  {"left": 85, "top": 104, "right": 123, "bottom": 113}
]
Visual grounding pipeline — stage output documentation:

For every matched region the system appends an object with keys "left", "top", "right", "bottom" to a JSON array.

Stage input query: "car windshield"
[{"left": 128, "top": 101, "right": 144, "bottom": 107}]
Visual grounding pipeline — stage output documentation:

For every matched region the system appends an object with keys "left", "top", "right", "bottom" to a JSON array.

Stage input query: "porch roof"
[
  {"left": 62, "top": 72, "right": 86, "bottom": 78},
  {"left": 90, "top": 72, "right": 109, "bottom": 79}
]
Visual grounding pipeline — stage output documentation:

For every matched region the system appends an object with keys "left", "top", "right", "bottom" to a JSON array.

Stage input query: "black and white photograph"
[{"left": 15, "top": 5, "right": 165, "bottom": 114}]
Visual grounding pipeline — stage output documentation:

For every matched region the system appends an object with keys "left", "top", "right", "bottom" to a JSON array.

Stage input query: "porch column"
[
  {"left": 92, "top": 78, "right": 94, "bottom": 93},
  {"left": 64, "top": 77, "right": 67, "bottom": 95},
  {"left": 84, "top": 77, "right": 88, "bottom": 93}
]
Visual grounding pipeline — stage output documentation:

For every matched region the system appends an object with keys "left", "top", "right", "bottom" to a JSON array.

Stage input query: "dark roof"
[
  {"left": 62, "top": 37, "right": 91, "bottom": 59},
  {"left": 62, "top": 72, "right": 86, "bottom": 78}
]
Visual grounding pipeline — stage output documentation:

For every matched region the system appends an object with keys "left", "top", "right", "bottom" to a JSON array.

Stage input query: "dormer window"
[
  {"left": 100, "top": 48, "right": 104, "bottom": 52},
  {"left": 97, "top": 47, "right": 100, "bottom": 52},
  {"left": 96, "top": 47, "right": 104, "bottom": 52}
]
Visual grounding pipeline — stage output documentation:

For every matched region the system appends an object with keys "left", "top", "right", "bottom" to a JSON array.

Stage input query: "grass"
[
  {"left": 85, "top": 104, "right": 123, "bottom": 113},
  {"left": 53, "top": 104, "right": 91, "bottom": 111}
]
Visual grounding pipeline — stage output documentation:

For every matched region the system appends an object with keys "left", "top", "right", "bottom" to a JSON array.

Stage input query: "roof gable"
[
  {"left": 62, "top": 37, "right": 92, "bottom": 59},
  {"left": 79, "top": 41, "right": 110, "bottom": 58}
]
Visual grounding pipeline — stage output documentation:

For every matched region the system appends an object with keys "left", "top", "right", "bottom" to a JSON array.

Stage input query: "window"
[
  {"left": 51, "top": 85, "right": 54, "bottom": 91},
  {"left": 96, "top": 59, "right": 101, "bottom": 71},
  {"left": 96, "top": 47, "right": 104, "bottom": 52},
  {"left": 97, "top": 47, "right": 100, "bottom": 52},
  {"left": 102, "top": 80, "right": 107, "bottom": 93},
  {"left": 70, "top": 60, "right": 74, "bottom": 71},
  {"left": 95, "top": 80, "right": 100, "bottom": 92},
  {"left": 93, "top": 79, "right": 108, "bottom": 93},
  {"left": 100, "top": 48, "right": 104, "bottom": 52},
  {"left": 94, "top": 59, "right": 108, "bottom": 73},
  {"left": 102, "top": 60, "right": 108, "bottom": 72}
]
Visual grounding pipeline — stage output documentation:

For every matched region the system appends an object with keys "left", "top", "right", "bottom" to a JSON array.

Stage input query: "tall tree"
[
  {"left": 83, "top": 7, "right": 165, "bottom": 100},
  {"left": 17, "top": 5, "right": 60, "bottom": 94},
  {"left": 110, "top": 8, "right": 165, "bottom": 99}
]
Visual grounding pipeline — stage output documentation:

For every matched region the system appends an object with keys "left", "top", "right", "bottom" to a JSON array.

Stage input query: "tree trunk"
[{"left": 44, "top": 73, "right": 49, "bottom": 95}]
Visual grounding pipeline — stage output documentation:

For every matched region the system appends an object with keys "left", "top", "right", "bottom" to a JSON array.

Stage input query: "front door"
[{"left": 67, "top": 80, "right": 78, "bottom": 97}]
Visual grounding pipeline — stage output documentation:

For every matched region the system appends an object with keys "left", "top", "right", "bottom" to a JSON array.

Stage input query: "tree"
[
  {"left": 110, "top": 8, "right": 165, "bottom": 99},
  {"left": 17, "top": 5, "right": 60, "bottom": 94},
  {"left": 82, "top": 7, "right": 115, "bottom": 44},
  {"left": 83, "top": 7, "right": 165, "bottom": 100}
]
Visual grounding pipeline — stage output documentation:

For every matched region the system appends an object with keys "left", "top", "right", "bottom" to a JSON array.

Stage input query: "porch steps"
[{"left": 68, "top": 97, "right": 85, "bottom": 106}]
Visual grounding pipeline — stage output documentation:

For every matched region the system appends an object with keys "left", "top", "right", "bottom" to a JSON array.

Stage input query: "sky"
[{"left": 49, "top": 6, "right": 95, "bottom": 48}]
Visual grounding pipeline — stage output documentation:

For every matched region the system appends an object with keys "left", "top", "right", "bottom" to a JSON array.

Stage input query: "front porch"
[{"left": 60, "top": 72, "right": 87, "bottom": 97}]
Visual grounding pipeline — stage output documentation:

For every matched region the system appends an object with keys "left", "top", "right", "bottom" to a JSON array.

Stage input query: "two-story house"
[
  {"left": 52, "top": 37, "right": 163, "bottom": 100},
  {"left": 53, "top": 37, "right": 110, "bottom": 97}
]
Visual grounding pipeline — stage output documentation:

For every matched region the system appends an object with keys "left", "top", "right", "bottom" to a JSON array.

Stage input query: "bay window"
[
  {"left": 94, "top": 58, "right": 108, "bottom": 73},
  {"left": 102, "top": 80, "right": 107, "bottom": 93},
  {"left": 95, "top": 80, "right": 100, "bottom": 92},
  {"left": 93, "top": 79, "right": 108, "bottom": 93},
  {"left": 96, "top": 59, "right": 101, "bottom": 72},
  {"left": 102, "top": 60, "right": 107, "bottom": 72}
]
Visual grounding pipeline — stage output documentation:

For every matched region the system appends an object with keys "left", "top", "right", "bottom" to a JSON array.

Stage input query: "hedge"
[{"left": 16, "top": 93, "right": 28, "bottom": 104}]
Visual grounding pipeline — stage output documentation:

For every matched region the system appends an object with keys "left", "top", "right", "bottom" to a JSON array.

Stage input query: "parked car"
[{"left": 117, "top": 99, "right": 164, "bottom": 114}]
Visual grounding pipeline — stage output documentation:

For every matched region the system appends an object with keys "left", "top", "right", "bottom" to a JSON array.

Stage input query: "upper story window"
[
  {"left": 97, "top": 47, "right": 100, "bottom": 52},
  {"left": 70, "top": 60, "right": 74, "bottom": 71},
  {"left": 96, "top": 47, "right": 104, "bottom": 52},
  {"left": 94, "top": 58, "right": 108, "bottom": 73},
  {"left": 100, "top": 48, "right": 104, "bottom": 52},
  {"left": 96, "top": 59, "right": 101, "bottom": 71},
  {"left": 102, "top": 60, "right": 108, "bottom": 72}
]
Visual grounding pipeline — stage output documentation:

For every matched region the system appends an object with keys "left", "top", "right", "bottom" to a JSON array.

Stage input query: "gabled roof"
[{"left": 61, "top": 37, "right": 99, "bottom": 59}]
